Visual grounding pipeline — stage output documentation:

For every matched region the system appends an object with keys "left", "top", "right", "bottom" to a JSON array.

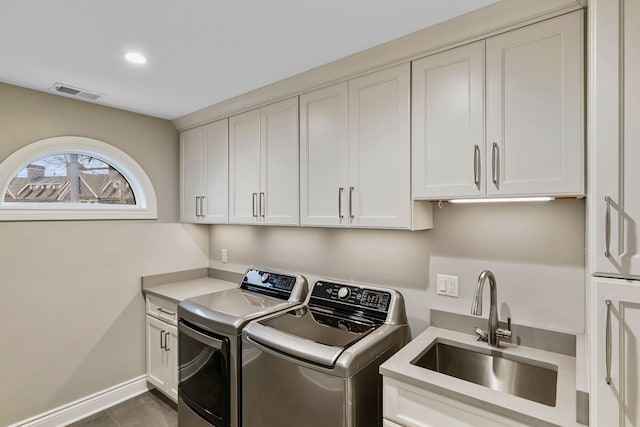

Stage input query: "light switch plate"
[{"left": 436, "top": 274, "right": 458, "bottom": 297}]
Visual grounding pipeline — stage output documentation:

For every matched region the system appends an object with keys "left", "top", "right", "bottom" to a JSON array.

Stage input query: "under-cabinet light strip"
[{"left": 449, "top": 197, "right": 554, "bottom": 204}]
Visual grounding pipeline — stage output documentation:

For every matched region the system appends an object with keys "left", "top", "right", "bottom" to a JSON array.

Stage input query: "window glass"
[
  {"left": 4, "top": 154, "right": 135, "bottom": 205},
  {"left": 0, "top": 136, "right": 157, "bottom": 220}
]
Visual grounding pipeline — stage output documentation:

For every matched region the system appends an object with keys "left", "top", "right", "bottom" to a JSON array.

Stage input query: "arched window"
[{"left": 0, "top": 136, "right": 157, "bottom": 220}]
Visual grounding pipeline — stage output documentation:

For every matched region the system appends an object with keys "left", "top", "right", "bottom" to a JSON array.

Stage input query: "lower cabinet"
[
  {"left": 591, "top": 277, "right": 640, "bottom": 427},
  {"left": 146, "top": 302, "right": 178, "bottom": 402},
  {"left": 383, "top": 377, "right": 528, "bottom": 427}
]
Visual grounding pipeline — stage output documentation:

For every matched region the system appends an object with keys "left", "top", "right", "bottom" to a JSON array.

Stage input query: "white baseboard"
[{"left": 9, "top": 375, "right": 151, "bottom": 427}]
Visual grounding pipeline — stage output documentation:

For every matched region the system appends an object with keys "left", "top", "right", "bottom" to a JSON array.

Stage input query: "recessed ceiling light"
[{"left": 123, "top": 51, "right": 147, "bottom": 65}]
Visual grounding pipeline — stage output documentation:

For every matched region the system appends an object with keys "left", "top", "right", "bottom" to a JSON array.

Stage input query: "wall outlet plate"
[
  {"left": 221, "top": 248, "right": 228, "bottom": 264},
  {"left": 436, "top": 274, "right": 458, "bottom": 297}
]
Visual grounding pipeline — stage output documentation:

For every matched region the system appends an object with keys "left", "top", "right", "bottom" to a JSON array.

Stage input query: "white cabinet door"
[
  {"left": 486, "top": 11, "right": 584, "bottom": 197},
  {"left": 261, "top": 97, "right": 299, "bottom": 225},
  {"left": 146, "top": 315, "right": 178, "bottom": 402},
  {"left": 180, "top": 127, "right": 204, "bottom": 222},
  {"left": 180, "top": 120, "right": 229, "bottom": 224},
  {"left": 300, "top": 82, "right": 349, "bottom": 227},
  {"left": 165, "top": 323, "right": 179, "bottom": 402},
  {"left": 202, "top": 119, "right": 228, "bottom": 223},
  {"left": 229, "top": 109, "right": 261, "bottom": 224},
  {"left": 146, "top": 315, "right": 170, "bottom": 392},
  {"left": 592, "top": 278, "right": 640, "bottom": 427},
  {"left": 348, "top": 63, "right": 412, "bottom": 228},
  {"left": 412, "top": 41, "right": 485, "bottom": 200},
  {"left": 591, "top": 0, "right": 640, "bottom": 278}
]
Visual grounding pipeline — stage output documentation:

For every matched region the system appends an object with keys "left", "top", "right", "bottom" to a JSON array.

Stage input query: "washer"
[
  {"left": 177, "top": 268, "right": 308, "bottom": 427},
  {"left": 241, "top": 279, "right": 410, "bottom": 427}
]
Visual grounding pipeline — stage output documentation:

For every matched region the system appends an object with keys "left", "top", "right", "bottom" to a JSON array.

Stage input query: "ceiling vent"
[{"left": 49, "top": 83, "right": 103, "bottom": 101}]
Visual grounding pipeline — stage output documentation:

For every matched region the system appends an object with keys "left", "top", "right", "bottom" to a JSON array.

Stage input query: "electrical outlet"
[
  {"left": 436, "top": 274, "right": 458, "bottom": 297},
  {"left": 221, "top": 248, "right": 228, "bottom": 264}
]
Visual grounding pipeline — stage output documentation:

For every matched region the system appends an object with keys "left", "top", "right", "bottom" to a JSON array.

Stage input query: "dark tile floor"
[{"left": 68, "top": 389, "right": 177, "bottom": 427}]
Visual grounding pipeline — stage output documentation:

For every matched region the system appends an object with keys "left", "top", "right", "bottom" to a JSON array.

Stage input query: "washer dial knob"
[
  {"left": 261, "top": 273, "right": 270, "bottom": 283},
  {"left": 337, "top": 287, "right": 350, "bottom": 299}
]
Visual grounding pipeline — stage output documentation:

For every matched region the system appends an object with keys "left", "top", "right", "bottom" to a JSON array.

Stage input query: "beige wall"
[
  {"left": 210, "top": 199, "right": 585, "bottom": 336},
  {"left": 0, "top": 83, "right": 209, "bottom": 426}
]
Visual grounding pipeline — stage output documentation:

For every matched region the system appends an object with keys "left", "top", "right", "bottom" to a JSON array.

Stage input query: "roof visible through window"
[{"left": 5, "top": 154, "right": 135, "bottom": 205}]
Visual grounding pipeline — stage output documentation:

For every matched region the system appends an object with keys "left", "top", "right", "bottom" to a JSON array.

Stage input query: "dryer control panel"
[{"left": 241, "top": 269, "right": 299, "bottom": 300}]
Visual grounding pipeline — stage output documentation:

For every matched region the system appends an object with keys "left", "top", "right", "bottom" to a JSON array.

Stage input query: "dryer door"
[{"left": 178, "top": 319, "right": 230, "bottom": 427}]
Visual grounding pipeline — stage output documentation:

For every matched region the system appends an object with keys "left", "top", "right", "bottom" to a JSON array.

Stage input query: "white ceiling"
[{"left": 0, "top": 0, "right": 498, "bottom": 120}]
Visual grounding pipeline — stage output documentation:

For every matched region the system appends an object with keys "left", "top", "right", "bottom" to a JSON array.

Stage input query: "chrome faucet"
[{"left": 471, "top": 270, "right": 511, "bottom": 347}]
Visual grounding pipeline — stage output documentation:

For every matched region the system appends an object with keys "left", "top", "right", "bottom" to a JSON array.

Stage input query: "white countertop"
[
  {"left": 142, "top": 277, "right": 238, "bottom": 303},
  {"left": 380, "top": 327, "right": 581, "bottom": 427}
]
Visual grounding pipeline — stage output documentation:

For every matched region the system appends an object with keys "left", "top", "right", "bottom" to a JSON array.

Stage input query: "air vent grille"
[{"left": 49, "top": 83, "right": 103, "bottom": 101}]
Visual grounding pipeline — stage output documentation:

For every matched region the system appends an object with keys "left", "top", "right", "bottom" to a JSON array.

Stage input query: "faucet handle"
[
  {"left": 496, "top": 317, "right": 512, "bottom": 340},
  {"left": 474, "top": 327, "right": 489, "bottom": 342}
]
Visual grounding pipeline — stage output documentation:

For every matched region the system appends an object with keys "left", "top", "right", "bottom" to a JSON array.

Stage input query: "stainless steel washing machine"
[
  {"left": 177, "top": 268, "right": 308, "bottom": 427},
  {"left": 241, "top": 279, "right": 410, "bottom": 427}
]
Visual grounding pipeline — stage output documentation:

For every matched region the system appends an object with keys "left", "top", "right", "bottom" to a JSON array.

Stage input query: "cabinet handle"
[
  {"left": 605, "top": 299, "right": 612, "bottom": 385},
  {"left": 198, "top": 196, "right": 205, "bottom": 217},
  {"left": 604, "top": 196, "right": 611, "bottom": 258},
  {"left": 349, "top": 187, "right": 354, "bottom": 221},
  {"left": 164, "top": 332, "right": 170, "bottom": 352},
  {"left": 338, "top": 187, "right": 344, "bottom": 220},
  {"left": 474, "top": 145, "right": 481, "bottom": 188},
  {"left": 157, "top": 307, "right": 176, "bottom": 316},
  {"left": 252, "top": 193, "right": 258, "bottom": 218},
  {"left": 492, "top": 142, "right": 499, "bottom": 187},
  {"left": 160, "top": 330, "right": 166, "bottom": 349},
  {"left": 195, "top": 197, "right": 200, "bottom": 217},
  {"left": 260, "top": 192, "right": 265, "bottom": 218}
]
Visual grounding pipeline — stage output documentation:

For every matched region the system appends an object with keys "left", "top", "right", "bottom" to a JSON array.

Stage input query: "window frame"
[{"left": 0, "top": 136, "right": 158, "bottom": 220}]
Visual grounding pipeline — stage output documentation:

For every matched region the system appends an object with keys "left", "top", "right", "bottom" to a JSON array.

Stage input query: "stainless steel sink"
[{"left": 412, "top": 340, "right": 558, "bottom": 407}]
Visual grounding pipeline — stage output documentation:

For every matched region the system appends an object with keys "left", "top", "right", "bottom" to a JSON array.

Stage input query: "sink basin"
[{"left": 412, "top": 340, "right": 558, "bottom": 407}]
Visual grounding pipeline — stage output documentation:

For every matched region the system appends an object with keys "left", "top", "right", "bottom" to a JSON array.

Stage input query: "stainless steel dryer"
[
  {"left": 241, "top": 279, "right": 410, "bottom": 427},
  {"left": 177, "top": 268, "right": 308, "bottom": 427}
]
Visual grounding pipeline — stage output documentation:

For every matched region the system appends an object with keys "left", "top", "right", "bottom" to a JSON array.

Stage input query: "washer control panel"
[{"left": 311, "top": 281, "right": 392, "bottom": 313}]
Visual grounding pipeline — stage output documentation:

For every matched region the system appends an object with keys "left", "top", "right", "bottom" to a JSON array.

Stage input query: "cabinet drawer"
[
  {"left": 146, "top": 294, "right": 178, "bottom": 325},
  {"left": 383, "top": 378, "right": 527, "bottom": 427}
]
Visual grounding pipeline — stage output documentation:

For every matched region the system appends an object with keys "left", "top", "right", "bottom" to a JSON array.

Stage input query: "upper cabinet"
[
  {"left": 591, "top": 0, "right": 640, "bottom": 278},
  {"left": 179, "top": 8, "right": 583, "bottom": 229},
  {"left": 486, "top": 12, "right": 584, "bottom": 197},
  {"left": 229, "top": 97, "right": 299, "bottom": 226},
  {"left": 300, "top": 64, "right": 432, "bottom": 230},
  {"left": 180, "top": 118, "right": 229, "bottom": 223},
  {"left": 228, "top": 109, "right": 261, "bottom": 224},
  {"left": 412, "top": 11, "right": 584, "bottom": 200},
  {"left": 412, "top": 41, "right": 485, "bottom": 199},
  {"left": 300, "top": 83, "right": 349, "bottom": 227}
]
